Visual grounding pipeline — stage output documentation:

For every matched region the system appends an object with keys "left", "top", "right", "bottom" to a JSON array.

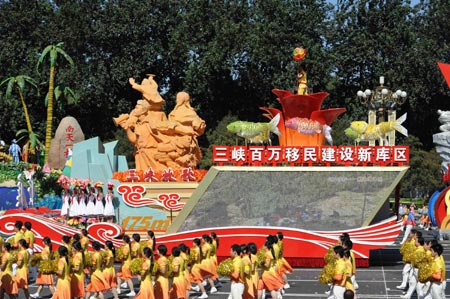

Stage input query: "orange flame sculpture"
[{"left": 261, "top": 90, "right": 346, "bottom": 146}]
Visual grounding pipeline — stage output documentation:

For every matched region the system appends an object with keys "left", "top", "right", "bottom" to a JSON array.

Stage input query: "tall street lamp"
[{"left": 356, "top": 76, "right": 407, "bottom": 145}]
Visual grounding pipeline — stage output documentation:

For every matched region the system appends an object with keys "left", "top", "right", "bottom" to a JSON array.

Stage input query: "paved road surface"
[{"left": 26, "top": 228, "right": 450, "bottom": 298}]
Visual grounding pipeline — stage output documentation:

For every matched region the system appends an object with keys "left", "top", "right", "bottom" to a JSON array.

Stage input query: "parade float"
[
  {"left": 427, "top": 62, "right": 450, "bottom": 234},
  {"left": 0, "top": 48, "right": 413, "bottom": 267}
]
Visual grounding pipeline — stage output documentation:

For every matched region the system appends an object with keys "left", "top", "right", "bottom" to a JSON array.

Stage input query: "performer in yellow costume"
[
  {"left": 402, "top": 236, "right": 426, "bottom": 299},
  {"left": 146, "top": 230, "right": 156, "bottom": 253},
  {"left": 70, "top": 242, "right": 85, "bottom": 299},
  {"left": 200, "top": 234, "right": 218, "bottom": 293},
  {"left": 343, "top": 249, "right": 355, "bottom": 295},
  {"left": 331, "top": 246, "right": 347, "bottom": 299},
  {"left": 248, "top": 243, "right": 259, "bottom": 299},
  {"left": 190, "top": 238, "right": 209, "bottom": 299},
  {"left": 31, "top": 237, "right": 55, "bottom": 298},
  {"left": 241, "top": 244, "right": 255, "bottom": 299},
  {"left": 104, "top": 240, "right": 119, "bottom": 299},
  {"left": 86, "top": 241, "right": 109, "bottom": 299},
  {"left": 342, "top": 238, "right": 359, "bottom": 290},
  {"left": 229, "top": 244, "right": 245, "bottom": 299},
  {"left": 179, "top": 243, "right": 192, "bottom": 299},
  {"left": 117, "top": 235, "right": 135, "bottom": 296},
  {"left": 397, "top": 229, "right": 419, "bottom": 290},
  {"left": 135, "top": 247, "right": 155, "bottom": 299},
  {"left": 169, "top": 246, "right": 186, "bottom": 299},
  {"left": 257, "top": 240, "right": 284, "bottom": 299},
  {"left": 0, "top": 243, "right": 18, "bottom": 298},
  {"left": 430, "top": 243, "right": 445, "bottom": 299},
  {"left": 276, "top": 232, "right": 293, "bottom": 289},
  {"left": 52, "top": 246, "right": 71, "bottom": 299},
  {"left": 80, "top": 229, "right": 90, "bottom": 252},
  {"left": 16, "top": 239, "right": 30, "bottom": 298},
  {"left": 12, "top": 220, "right": 24, "bottom": 249},
  {"left": 154, "top": 244, "right": 170, "bottom": 299}
]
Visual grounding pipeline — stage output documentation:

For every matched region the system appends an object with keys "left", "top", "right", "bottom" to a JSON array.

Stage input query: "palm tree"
[
  {"left": 36, "top": 42, "right": 74, "bottom": 163},
  {"left": 0, "top": 75, "right": 40, "bottom": 160}
]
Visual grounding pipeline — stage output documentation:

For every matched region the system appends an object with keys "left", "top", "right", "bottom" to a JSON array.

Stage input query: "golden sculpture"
[
  {"left": 114, "top": 75, "right": 205, "bottom": 172},
  {"left": 297, "top": 68, "right": 308, "bottom": 95}
]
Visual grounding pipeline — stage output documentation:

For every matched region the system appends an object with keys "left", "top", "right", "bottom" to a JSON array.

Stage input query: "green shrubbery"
[{"left": 0, "top": 161, "right": 63, "bottom": 200}]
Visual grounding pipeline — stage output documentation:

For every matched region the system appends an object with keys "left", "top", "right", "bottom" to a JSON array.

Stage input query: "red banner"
[{"left": 213, "top": 145, "right": 409, "bottom": 166}]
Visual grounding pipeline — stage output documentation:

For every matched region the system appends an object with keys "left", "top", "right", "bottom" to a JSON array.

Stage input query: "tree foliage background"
[{"left": 0, "top": 0, "right": 449, "bottom": 198}]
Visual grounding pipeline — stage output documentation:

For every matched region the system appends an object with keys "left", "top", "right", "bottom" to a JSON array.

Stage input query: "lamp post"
[{"left": 356, "top": 76, "right": 407, "bottom": 146}]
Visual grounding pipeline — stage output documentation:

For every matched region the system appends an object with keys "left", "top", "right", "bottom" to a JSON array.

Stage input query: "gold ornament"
[
  {"left": 318, "top": 260, "right": 336, "bottom": 284},
  {"left": 217, "top": 258, "right": 233, "bottom": 277},
  {"left": 30, "top": 253, "right": 42, "bottom": 267},
  {"left": 130, "top": 258, "right": 144, "bottom": 275}
]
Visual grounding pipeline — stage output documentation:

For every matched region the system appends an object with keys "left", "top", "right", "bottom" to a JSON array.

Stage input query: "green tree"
[
  {"left": 36, "top": 42, "right": 74, "bottom": 163},
  {"left": 0, "top": 75, "right": 41, "bottom": 159},
  {"left": 400, "top": 135, "right": 442, "bottom": 199},
  {"left": 327, "top": 0, "right": 416, "bottom": 120},
  {"left": 199, "top": 114, "right": 239, "bottom": 169}
]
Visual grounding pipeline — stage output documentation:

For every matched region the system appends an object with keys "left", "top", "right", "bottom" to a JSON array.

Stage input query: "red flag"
[{"left": 438, "top": 62, "right": 450, "bottom": 88}]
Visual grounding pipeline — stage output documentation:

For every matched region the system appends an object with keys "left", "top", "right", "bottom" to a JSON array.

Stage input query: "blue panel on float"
[
  {"left": 69, "top": 137, "right": 129, "bottom": 199},
  {"left": 428, "top": 187, "right": 445, "bottom": 226}
]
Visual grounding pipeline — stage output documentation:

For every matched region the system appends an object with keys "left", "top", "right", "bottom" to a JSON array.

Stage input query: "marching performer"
[
  {"left": 52, "top": 246, "right": 71, "bottom": 299},
  {"left": 85, "top": 241, "right": 109, "bottom": 299},
  {"left": 154, "top": 244, "right": 170, "bottom": 299},
  {"left": 16, "top": 239, "right": 30, "bottom": 298},
  {"left": 31, "top": 237, "right": 55, "bottom": 298},
  {"left": 170, "top": 246, "right": 187, "bottom": 299},
  {"left": 70, "top": 242, "right": 85, "bottom": 299},
  {"left": 257, "top": 240, "right": 284, "bottom": 299},
  {"left": 135, "top": 247, "right": 155, "bottom": 299},
  {"left": 104, "top": 240, "right": 119, "bottom": 299}
]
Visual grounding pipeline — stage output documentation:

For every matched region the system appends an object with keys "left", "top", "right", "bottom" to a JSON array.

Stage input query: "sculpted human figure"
[
  {"left": 122, "top": 99, "right": 169, "bottom": 171},
  {"left": 129, "top": 74, "right": 164, "bottom": 105},
  {"left": 114, "top": 76, "right": 205, "bottom": 171},
  {"left": 167, "top": 92, "right": 206, "bottom": 166},
  {"left": 169, "top": 91, "right": 206, "bottom": 135}
]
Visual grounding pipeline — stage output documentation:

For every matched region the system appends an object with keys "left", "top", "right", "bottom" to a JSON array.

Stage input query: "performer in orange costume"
[
  {"left": 276, "top": 232, "right": 293, "bottom": 289},
  {"left": 104, "top": 240, "right": 119, "bottom": 299},
  {"left": 135, "top": 247, "right": 155, "bottom": 299},
  {"left": 80, "top": 229, "right": 90, "bottom": 252},
  {"left": 343, "top": 249, "right": 355, "bottom": 294},
  {"left": 154, "top": 244, "right": 170, "bottom": 299},
  {"left": 70, "top": 242, "right": 85, "bottom": 299},
  {"left": 24, "top": 221, "right": 37, "bottom": 282},
  {"left": 146, "top": 231, "right": 156, "bottom": 254},
  {"left": 241, "top": 244, "right": 255, "bottom": 299},
  {"left": 210, "top": 232, "right": 221, "bottom": 287},
  {"left": 248, "top": 243, "right": 259, "bottom": 299},
  {"left": 12, "top": 220, "right": 24, "bottom": 249},
  {"left": 257, "top": 240, "right": 284, "bottom": 299},
  {"left": 52, "top": 246, "right": 71, "bottom": 299},
  {"left": 117, "top": 235, "right": 135, "bottom": 296},
  {"left": 0, "top": 243, "right": 18, "bottom": 298},
  {"left": 16, "top": 239, "right": 30, "bottom": 298},
  {"left": 86, "top": 241, "right": 109, "bottom": 299},
  {"left": 200, "top": 235, "right": 217, "bottom": 293},
  {"left": 190, "top": 238, "right": 209, "bottom": 298},
  {"left": 31, "top": 237, "right": 55, "bottom": 298},
  {"left": 169, "top": 246, "right": 186, "bottom": 299},
  {"left": 229, "top": 244, "right": 245, "bottom": 299},
  {"left": 179, "top": 243, "right": 192, "bottom": 299}
]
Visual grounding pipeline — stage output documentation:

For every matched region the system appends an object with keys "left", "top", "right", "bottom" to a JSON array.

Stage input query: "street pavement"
[{"left": 26, "top": 227, "right": 450, "bottom": 299}]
